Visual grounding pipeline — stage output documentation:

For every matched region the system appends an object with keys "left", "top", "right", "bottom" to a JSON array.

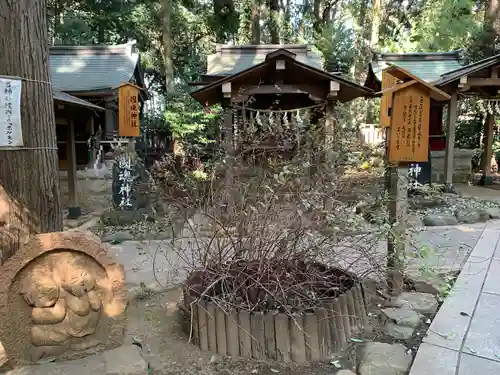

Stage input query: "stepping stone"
[
  {"left": 385, "top": 321, "right": 415, "bottom": 340},
  {"left": 357, "top": 342, "right": 412, "bottom": 375},
  {"left": 392, "top": 292, "right": 438, "bottom": 315},
  {"left": 382, "top": 307, "right": 421, "bottom": 328},
  {"left": 422, "top": 214, "right": 458, "bottom": 227}
]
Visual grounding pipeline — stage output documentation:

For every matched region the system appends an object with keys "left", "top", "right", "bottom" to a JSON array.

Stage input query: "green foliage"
[
  {"left": 315, "top": 17, "right": 356, "bottom": 74},
  {"left": 408, "top": 0, "right": 481, "bottom": 52},
  {"left": 164, "top": 91, "right": 222, "bottom": 158}
]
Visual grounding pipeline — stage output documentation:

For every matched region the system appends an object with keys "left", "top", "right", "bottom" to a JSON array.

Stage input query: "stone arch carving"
[{"left": 0, "top": 231, "right": 127, "bottom": 366}]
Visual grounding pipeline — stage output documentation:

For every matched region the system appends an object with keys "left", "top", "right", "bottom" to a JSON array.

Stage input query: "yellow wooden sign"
[
  {"left": 380, "top": 70, "right": 398, "bottom": 128},
  {"left": 118, "top": 83, "right": 141, "bottom": 137},
  {"left": 388, "top": 84, "right": 431, "bottom": 163}
]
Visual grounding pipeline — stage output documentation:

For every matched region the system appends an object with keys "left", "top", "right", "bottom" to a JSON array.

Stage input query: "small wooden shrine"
[{"left": 190, "top": 44, "right": 373, "bottom": 168}]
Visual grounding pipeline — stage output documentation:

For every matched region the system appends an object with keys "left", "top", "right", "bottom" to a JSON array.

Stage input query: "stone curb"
[{"left": 408, "top": 222, "right": 499, "bottom": 375}]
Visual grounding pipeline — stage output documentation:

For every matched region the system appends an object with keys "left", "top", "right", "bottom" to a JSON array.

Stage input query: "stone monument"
[{"left": 0, "top": 231, "right": 127, "bottom": 366}]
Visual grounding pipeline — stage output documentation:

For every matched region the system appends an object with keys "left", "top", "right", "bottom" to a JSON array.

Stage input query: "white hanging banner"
[{"left": 0, "top": 77, "right": 23, "bottom": 147}]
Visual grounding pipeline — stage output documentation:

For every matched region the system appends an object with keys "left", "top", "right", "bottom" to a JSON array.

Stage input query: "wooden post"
[
  {"left": 104, "top": 98, "right": 114, "bottom": 137},
  {"left": 379, "top": 65, "right": 451, "bottom": 296},
  {"left": 444, "top": 91, "right": 458, "bottom": 190},
  {"left": 481, "top": 114, "right": 495, "bottom": 186},
  {"left": 66, "top": 118, "right": 81, "bottom": 219},
  {"left": 325, "top": 99, "right": 336, "bottom": 153},
  {"left": 88, "top": 114, "right": 96, "bottom": 168},
  {"left": 222, "top": 83, "right": 234, "bottom": 211},
  {"left": 386, "top": 166, "right": 407, "bottom": 296}
]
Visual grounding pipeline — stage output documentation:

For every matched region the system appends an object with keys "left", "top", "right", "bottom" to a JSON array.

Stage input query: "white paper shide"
[{"left": 0, "top": 77, "right": 22, "bottom": 147}]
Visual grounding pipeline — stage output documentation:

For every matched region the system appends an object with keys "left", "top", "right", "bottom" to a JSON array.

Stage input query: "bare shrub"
[{"left": 151, "top": 102, "right": 391, "bottom": 315}]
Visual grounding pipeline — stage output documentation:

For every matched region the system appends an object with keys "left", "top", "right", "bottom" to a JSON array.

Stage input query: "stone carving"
[{"left": 0, "top": 231, "right": 127, "bottom": 366}]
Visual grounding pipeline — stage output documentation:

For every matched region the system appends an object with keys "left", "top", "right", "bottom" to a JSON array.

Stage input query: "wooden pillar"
[
  {"left": 444, "top": 90, "right": 458, "bottom": 189},
  {"left": 88, "top": 114, "right": 96, "bottom": 168},
  {"left": 387, "top": 166, "right": 407, "bottom": 296},
  {"left": 223, "top": 107, "right": 234, "bottom": 184},
  {"left": 325, "top": 100, "right": 336, "bottom": 151},
  {"left": 66, "top": 118, "right": 81, "bottom": 219},
  {"left": 481, "top": 114, "right": 495, "bottom": 185},
  {"left": 222, "top": 82, "right": 234, "bottom": 208},
  {"left": 104, "top": 98, "right": 114, "bottom": 137}
]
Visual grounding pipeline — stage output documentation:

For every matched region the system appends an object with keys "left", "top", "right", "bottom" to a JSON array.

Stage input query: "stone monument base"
[{"left": 431, "top": 149, "right": 473, "bottom": 183}]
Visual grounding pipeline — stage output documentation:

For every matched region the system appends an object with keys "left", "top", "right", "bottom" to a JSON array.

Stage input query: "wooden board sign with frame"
[
  {"left": 118, "top": 82, "right": 141, "bottom": 137},
  {"left": 380, "top": 70, "right": 398, "bottom": 128},
  {"left": 388, "top": 84, "right": 431, "bottom": 163}
]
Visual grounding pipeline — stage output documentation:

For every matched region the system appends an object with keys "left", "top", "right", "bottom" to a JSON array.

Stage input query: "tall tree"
[
  {"left": 251, "top": 0, "right": 261, "bottom": 44},
  {"left": 267, "top": 0, "right": 280, "bottom": 43},
  {"left": 162, "top": 0, "right": 174, "bottom": 92},
  {"left": 0, "top": 0, "right": 63, "bottom": 264},
  {"left": 484, "top": 0, "right": 500, "bottom": 56},
  {"left": 370, "top": 0, "right": 383, "bottom": 47}
]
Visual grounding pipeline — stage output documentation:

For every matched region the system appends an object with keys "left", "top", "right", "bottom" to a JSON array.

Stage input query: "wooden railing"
[{"left": 359, "top": 124, "right": 384, "bottom": 146}]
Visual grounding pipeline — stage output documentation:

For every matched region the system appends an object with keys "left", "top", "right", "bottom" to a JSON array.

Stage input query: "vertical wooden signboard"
[
  {"left": 380, "top": 70, "right": 398, "bottom": 128},
  {"left": 118, "top": 83, "right": 141, "bottom": 137},
  {"left": 388, "top": 84, "right": 430, "bottom": 163}
]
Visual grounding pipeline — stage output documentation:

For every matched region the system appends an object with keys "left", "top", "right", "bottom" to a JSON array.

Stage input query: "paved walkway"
[{"left": 410, "top": 220, "right": 500, "bottom": 375}]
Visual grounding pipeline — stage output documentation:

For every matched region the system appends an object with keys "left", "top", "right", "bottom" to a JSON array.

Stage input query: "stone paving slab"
[
  {"left": 458, "top": 353, "right": 500, "bottom": 375},
  {"left": 2, "top": 345, "right": 147, "bottom": 375},
  {"left": 410, "top": 220, "right": 500, "bottom": 375},
  {"left": 463, "top": 292, "right": 500, "bottom": 360}
]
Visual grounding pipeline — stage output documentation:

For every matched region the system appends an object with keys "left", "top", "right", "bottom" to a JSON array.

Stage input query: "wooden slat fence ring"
[
  {"left": 274, "top": 313, "right": 291, "bottom": 362},
  {"left": 238, "top": 310, "right": 252, "bottom": 358},
  {"left": 188, "top": 283, "right": 369, "bottom": 361},
  {"left": 338, "top": 294, "right": 351, "bottom": 339},
  {"left": 225, "top": 309, "right": 239, "bottom": 356},
  {"left": 346, "top": 291, "right": 357, "bottom": 329},
  {"left": 215, "top": 307, "right": 228, "bottom": 355},
  {"left": 197, "top": 300, "right": 209, "bottom": 351},
  {"left": 250, "top": 312, "right": 265, "bottom": 359},
  {"left": 207, "top": 302, "right": 217, "bottom": 352},
  {"left": 289, "top": 313, "right": 307, "bottom": 363},
  {"left": 332, "top": 298, "right": 347, "bottom": 350},
  {"left": 316, "top": 306, "right": 332, "bottom": 358},
  {"left": 304, "top": 313, "right": 320, "bottom": 361},
  {"left": 264, "top": 312, "right": 277, "bottom": 360}
]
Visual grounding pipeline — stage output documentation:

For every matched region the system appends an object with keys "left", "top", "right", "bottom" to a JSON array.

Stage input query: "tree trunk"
[
  {"left": 268, "top": 0, "right": 280, "bottom": 43},
  {"left": 353, "top": 0, "right": 369, "bottom": 78},
  {"left": 0, "top": 0, "right": 63, "bottom": 264},
  {"left": 161, "top": 0, "right": 174, "bottom": 92},
  {"left": 251, "top": 0, "right": 261, "bottom": 44},
  {"left": 484, "top": 0, "right": 500, "bottom": 56},
  {"left": 313, "top": 0, "right": 321, "bottom": 34},
  {"left": 370, "top": 0, "right": 383, "bottom": 48},
  {"left": 282, "top": 0, "right": 292, "bottom": 43}
]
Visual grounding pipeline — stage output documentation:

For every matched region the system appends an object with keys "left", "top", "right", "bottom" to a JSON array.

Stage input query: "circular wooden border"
[{"left": 186, "top": 282, "right": 368, "bottom": 362}]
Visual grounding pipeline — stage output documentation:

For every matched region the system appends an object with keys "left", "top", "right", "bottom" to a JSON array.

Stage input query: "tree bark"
[
  {"left": 370, "top": 0, "right": 383, "bottom": 48},
  {"left": 0, "top": 0, "right": 63, "bottom": 264},
  {"left": 161, "top": 0, "right": 174, "bottom": 92},
  {"left": 484, "top": 0, "right": 500, "bottom": 56},
  {"left": 251, "top": 0, "right": 261, "bottom": 44},
  {"left": 268, "top": 0, "right": 280, "bottom": 43}
]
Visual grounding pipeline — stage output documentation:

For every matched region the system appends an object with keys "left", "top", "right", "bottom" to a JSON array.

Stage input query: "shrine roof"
[
  {"left": 191, "top": 48, "right": 373, "bottom": 106},
  {"left": 365, "top": 51, "right": 463, "bottom": 88},
  {"left": 435, "top": 53, "right": 500, "bottom": 86},
  {"left": 205, "top": 44, "right": 324, "bottom": 77},
  {"left": 53, "top": 91, "right": 105, "bottom": 111},
  {"left": 49, "top": 42, "right": 145, "bottom": 93}
]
